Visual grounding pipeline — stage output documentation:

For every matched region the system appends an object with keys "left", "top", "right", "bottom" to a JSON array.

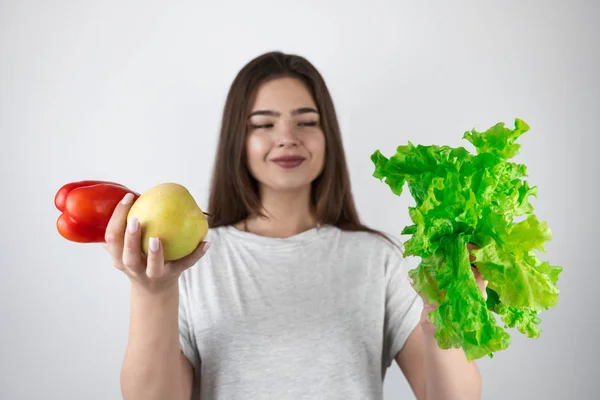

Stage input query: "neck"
[{"left": 244, "top": 185, "right": 318, "bottom": 238}]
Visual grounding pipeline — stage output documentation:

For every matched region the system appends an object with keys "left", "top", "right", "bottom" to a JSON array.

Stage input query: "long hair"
[{"left": 207, "top": 51, "right": 391, "bottom": 241}]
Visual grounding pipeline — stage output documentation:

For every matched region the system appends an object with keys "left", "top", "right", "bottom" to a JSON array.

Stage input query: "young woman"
[{"left": 104, "top": 51, "right": 486, "bottom": 400}]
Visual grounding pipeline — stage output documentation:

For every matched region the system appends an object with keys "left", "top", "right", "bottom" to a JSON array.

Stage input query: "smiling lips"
[{"left": 271, "top": 155, "right": 306, "bottom": 168}]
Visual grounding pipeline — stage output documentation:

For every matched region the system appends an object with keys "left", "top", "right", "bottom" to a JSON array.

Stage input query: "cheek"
[
  {"left": 246, "top": 136, "right": 269, "bottom": 161},
  {"left": 308, "top": 132, "right": 326, "bottom": 162},
  {"left": 246, "top": 135, "right": 271, "bottom": 169}
]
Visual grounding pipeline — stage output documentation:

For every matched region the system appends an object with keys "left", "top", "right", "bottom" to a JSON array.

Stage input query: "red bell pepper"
[
  {"left": 55, "top": 180, "right": 139, "bottom": 243},
  {"left": 56, "top": 213, "right": 107, "bottom": 243}
]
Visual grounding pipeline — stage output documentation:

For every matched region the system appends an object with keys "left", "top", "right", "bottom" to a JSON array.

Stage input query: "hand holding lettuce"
[{"left": 371, "top": 118, "right": 562, "bottom": 360}]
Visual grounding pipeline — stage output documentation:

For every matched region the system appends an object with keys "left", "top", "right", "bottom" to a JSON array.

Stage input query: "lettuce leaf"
[{"left": 371, "top": 118, "right": 562, "bottom": 360}]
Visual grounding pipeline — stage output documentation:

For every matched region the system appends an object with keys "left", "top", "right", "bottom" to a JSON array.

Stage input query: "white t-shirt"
[{"left": 178, "top": 224, "right": 423, "bottom": 400}]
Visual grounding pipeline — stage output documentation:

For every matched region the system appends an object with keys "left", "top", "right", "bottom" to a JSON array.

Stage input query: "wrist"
[{"left": 130, "top": 279, "right": 180, "bottom": 301}]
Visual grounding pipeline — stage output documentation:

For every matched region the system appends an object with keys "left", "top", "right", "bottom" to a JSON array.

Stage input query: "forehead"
[{"left": 251, "top": 77, "right": 317, "bottom": 111}]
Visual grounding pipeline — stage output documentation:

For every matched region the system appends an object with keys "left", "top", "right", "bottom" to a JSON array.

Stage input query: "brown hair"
[{"left": 207, "top": 51, "right": 391, "bottom": 241}]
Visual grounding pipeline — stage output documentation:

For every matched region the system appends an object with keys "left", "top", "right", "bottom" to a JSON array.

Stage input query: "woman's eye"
[
  {"left": 299, "top": 121, "right": 318, "bottom": 127},
  {"left": 251, "top": 123, "right": 273, "bottom": 129}
]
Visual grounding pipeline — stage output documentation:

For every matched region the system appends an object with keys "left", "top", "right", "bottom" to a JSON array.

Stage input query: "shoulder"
[
  {"left": 337, "top": 226, "right": 404, "bottom": 252},
  {"left": 205, "top": 224, "right": 236, "bottom": 240},
  {"left": 333, "top": 227, "right": 407, "bottom": 265}
]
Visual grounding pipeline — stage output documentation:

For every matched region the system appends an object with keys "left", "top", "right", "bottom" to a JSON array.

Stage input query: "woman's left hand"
[
  {"left": 412, "top": 243, "right": 489, "bottom": 331},
  {"left": 467, "top": 242, "right": 488, "bottom": 301}
]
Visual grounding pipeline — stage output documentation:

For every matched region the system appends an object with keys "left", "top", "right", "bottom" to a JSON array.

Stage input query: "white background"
[{"left": 1, "top": 1, "right": 598, "bottom": 399}]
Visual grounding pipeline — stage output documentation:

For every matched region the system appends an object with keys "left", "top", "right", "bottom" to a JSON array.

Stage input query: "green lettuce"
[{"left": 371, "top": 118, "right": 562, "bottom": 360}]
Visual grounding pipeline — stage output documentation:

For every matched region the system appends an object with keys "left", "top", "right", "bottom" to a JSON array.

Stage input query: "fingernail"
[
  {"left": 408, "top": 277, "right": 414, "bottom": 285},
  {"left": 149, "top": 237, "right": 159, "bottom": 252},
  {"left": 127, "top": 217, "right": 139, "bottom": 233},
  {"left": 121, "top": 193, "right": 134, "bottom": 204},
  {"left": 203, "top": 242, "right": 212, "bottom": 252}
]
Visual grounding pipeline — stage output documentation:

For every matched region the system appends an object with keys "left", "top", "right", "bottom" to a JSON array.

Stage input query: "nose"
[{"left": 276, "top": 122, "right": 300, "bottom": 147}]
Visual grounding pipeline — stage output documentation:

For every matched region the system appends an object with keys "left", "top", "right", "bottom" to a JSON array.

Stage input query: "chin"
[
  {"left": 258, "top": 175, "right": 315, "bottom": 193},
  {"left": 253, "top": 165, "right": 323, "bottom": 194}
]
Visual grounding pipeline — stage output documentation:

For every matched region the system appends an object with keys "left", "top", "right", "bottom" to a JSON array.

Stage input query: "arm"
[
  {"left": 101, "top": 191, "right": 207, "bottom": 400},
  {"left": 120, "top": 283, "right": 195, "bottom": 400},
  {"left": 395, "top": 244, "right": 486, "bottom": 399},
  {"left": 395, "top": 324, "right": 482, "bottom": 400},
  {"left": 381, "top": 239, "right": 484, "bottom": 399}
]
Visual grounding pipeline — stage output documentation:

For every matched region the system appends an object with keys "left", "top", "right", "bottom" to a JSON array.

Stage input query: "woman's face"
[{"left": 245, "top": 77, "right": 326, "bottom": 194}]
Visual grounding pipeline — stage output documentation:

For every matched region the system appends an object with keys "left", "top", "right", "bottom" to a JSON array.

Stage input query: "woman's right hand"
[{"left": 103, "top": 192, "right": 210, "bottom": 293}]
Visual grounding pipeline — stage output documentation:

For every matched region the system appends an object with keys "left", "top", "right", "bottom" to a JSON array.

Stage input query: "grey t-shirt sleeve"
[
  {"left": 178, "top": 271, "right": 202, "bottom": 372},
  {"left": 382, "top": 242, "right": 423, "bottom": 368}
]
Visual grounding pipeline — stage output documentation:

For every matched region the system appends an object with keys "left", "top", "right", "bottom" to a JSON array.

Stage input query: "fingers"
[
  {"left": 471, "top": 266, "right": 489, "bottom": 301},
  {"left": 122, "top": 217, "right": 145, "bottom": 274},
  {"left": 171, "top": 241, "right": 211, "bottom": 274},
  {"left": 146, "top": 237, "right": 166, "bottom": 280},
  {"left": 467, "top": 242, "right": 479, "bottom": 264},
  {"left": 104, "top": 193, "right": 136, "bottom": 268},
  {"left": 145, "top": 238, "right": 209, "bottom": 282}
]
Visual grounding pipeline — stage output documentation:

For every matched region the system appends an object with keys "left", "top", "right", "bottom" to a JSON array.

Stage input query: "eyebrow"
[{"left": 248, "top": 107, "right": 319, "bottom": 118}]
